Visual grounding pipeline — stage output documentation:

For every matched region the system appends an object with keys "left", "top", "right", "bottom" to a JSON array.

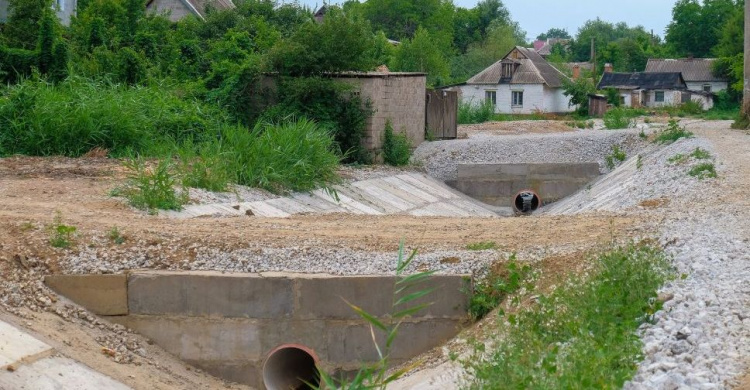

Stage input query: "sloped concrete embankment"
[{"left": 45, "top": 272, "right": 471, "bottom": 389}]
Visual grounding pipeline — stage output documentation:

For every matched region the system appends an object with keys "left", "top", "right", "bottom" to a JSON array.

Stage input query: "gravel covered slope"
[{"left": 412, "top": 129, "right": 648, "bottom": 181}]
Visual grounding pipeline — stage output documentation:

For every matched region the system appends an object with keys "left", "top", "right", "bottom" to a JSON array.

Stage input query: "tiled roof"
[
  {"left": 645, "top": 58, "right": 724, "bottom": 82},
  {"left": 466, "top": 46, "right": 567, "bottom": 88}
]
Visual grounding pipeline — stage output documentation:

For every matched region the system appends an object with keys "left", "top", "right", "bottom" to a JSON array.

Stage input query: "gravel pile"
[{"left": 412, "top": 129, "right": 649, "bottom": 181}]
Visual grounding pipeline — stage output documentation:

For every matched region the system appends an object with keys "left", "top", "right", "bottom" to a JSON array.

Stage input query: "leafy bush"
[
  {"left": 0, "top": 46, "right": 38, "bottom": 84},
  {"left": 604, "top": 87, "right": 621, "bottom": 107},
  {"left": 382, "top": 121, "right": 411, "bottom": 166},
  {"left": 48, "top": 211, "right": 77, "bottom": 248},
  {"left": 603, "top": 108, "right": 634, "bottom": 129},
  {"left": 467, "top": 243, "right": 672, "bottom": 389},
  {"left": 111, "top": 157, "right": 187, "bottom": 213},
  {"left": 655, "top": 120, "right": 693, "bottom": 144},
  {"left": 562, "top": 77, "right": 596, "bottom": 115},
  {"left": 458, "top": 100, "right": 494, "bottom": 124}
]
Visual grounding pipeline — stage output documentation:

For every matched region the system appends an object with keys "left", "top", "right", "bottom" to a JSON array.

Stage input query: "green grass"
[
  {"left": 108, "top": 226, "right": 126, "bottom": 245},
  {"left": 669, "top": 148, "right": 713, "bottom": 164},
  {"left": 603, "top": 108, "right": 635, "bottom": 130},
  {"left": 605, "top": 144, "right": 627, "bottom": 169},
  {"left": 468, "top": 256, "right": 535, "bottom": 320},
  {"left": 655, "top": 120, "right": 693, "bottom": 144},
  {"left": 466, "top": 241, "right": 498, "bottom": 251},
  {"left": 111, "top": 157, "right": 188, "bottom": 214},
  {"left": 382, "top": 120, "right": 412, "bottom": 166},
  {"left": 688, "top": 163, "right": 717, "bottom": 179},
  {"left": 467, "top": 243, "right": 672, "bottom": 389},
  {"left": 458, "top": 101, "right": 495, "bottom": 124}
]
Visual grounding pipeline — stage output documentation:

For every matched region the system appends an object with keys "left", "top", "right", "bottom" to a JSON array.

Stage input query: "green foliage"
[
  {"left": 176, "top": 139, "right": 231, "bottom": 192},
  {"left": 603, "top": 108, "right": 634, "bottom": 129},
  {"left": 605, "top": 144, "right": 627, "bottom": 170},
  {"left": 268, "top": 6, "right": 377, "bottom": 77},
  {"left": 562, "top": 77, "right": 596, "bottom": 115},
  {"left": 468, "top": 255, "right": 534, "bottom": 320},
  {"left": 458, "top": 100, "right": 494, "bottom": 124},
  {"left": 465, "top": 241, "right": 497, "bottom": 250},
  {"left": 315, "top": 241, "right": 435, "bottom": 389},
  {"left": 604, "top": 87, "right": 621, "bottom": 107},
  {"left": 679, "top": 100, "right": 704, "bottom": 115},
  {"left": 668, "top": 147, "right": 712, "bottom": 165},
  {"left": 218, "top": 118, "right": 341, "bottom": 193},
  {"left": 108, "top": 226, "right": 126, "bottom": 244},
  {"left": 272, "top": 77, "right": 373, "bottom": 164},
  {"left": 382, "top": 121, "right": 411, "bottom": 166},
  {"left": 37, "top": 9, "right": 57, "bottom": 75},
  {"left": 49, "top": 42, "right": 70, "bottom": 83},
  {"left": 467, "top": 243, "right": 672, "bottom": 389},
  {"left": 0, "top": 78, "right": 229, "bottom": 157},
  {"left": 0, "top": 46, "right": 38, "bottom": 84},
  {"left": 4, "top": 0, "right": 51, "bottom": 49},
  {"left": 116, "top": 47, "right": 146, "bottom": 85},
  {"left": 48, "top": 211, "right": 77, "bottom": 248},
  {"left": 667, "top": 0, "right": 736, "bottom": 58},
  {"left": 112, "top": 157, "right": 187, "bottom": 213},
  {"left": 688, "top": 162, "right": 718, "bottom": 179},
  {"left": 655, "top": 120, "right": 693, "bottom": 144},
  {"left": 537, "top": 27, "right": 571, "bottom": 41},
  {"left": 392, "top": 27, "right": 450, "bottom": 86},
  {"left": 636, "top": 154, "right": 642, "bottom": 170},
  {"left": 566, "top": 120, "right": 594, "bottom": 129}
]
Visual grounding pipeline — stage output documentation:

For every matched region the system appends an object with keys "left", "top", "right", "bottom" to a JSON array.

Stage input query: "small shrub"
[
  {"left": 655, "top": 120, "right": 693, "bottom": 144},
  {"left": 679, "top": 100, "right": 704, "bottom": 115},
  {"left": 108, "top": 226, "right": 126, "bottom": 244},
  {"left": 690, "top": 147, "right": 711, "bottom": 160},
  {"left": 466, "top": 241, "right": 497, "bottom": 251},
  {"left": 382, "top": 121, "right": 411, "bottom": 166},
  {"left": 468, "top": 256, "right": 534, "bottom": 320},
  {"left": 112, "top": 157, "right": 187, "bottom": 214},
  {"left": 49, "top": 212, "right": 76, "bottom": 248},
  {"left": 668, "top": 153, "right": 687, "bottom": 164},
  {"left": 458, "top": 100, "right": 494, "bottom": 124},
  {"left": 688, "top": 163, "right": 717, "bottom": 179},
  {"left": 603, "top": 108, "right": 634, "bottom": 129},
  {"left": 605, "top": 145, "right": 627, "bottom": 169}
]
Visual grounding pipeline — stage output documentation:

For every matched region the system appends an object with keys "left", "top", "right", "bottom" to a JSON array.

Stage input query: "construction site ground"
[{"left": 0, "top": 119, "right": 747, "bottom": 389}]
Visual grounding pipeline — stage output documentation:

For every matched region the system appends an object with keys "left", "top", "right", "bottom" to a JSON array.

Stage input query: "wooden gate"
[{"left": 426, "top": 90, "right": 457, "bottom": 139}]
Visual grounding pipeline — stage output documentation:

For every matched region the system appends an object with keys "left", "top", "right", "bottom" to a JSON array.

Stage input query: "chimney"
[
  {"left": 604, "top": 63, "right": 613, "bottom": 73},
  {"left": 572, "top": 64, "right": 580, "bottom": 80}
]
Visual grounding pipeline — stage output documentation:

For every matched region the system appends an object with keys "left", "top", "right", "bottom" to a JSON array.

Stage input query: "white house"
[
  {"left": 597, "top": 70, "right": 714, "bottom": 110},
  {"left": 645, "top": 58, "right": 727, "bottom": 94},
  {"left": 443, "top": 46, "right": 574, "bottom": 114}
]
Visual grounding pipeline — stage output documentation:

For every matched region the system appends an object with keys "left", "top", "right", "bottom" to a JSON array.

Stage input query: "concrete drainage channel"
[{"left": 45, "top": 272, "right": 471, "bottom": 389}]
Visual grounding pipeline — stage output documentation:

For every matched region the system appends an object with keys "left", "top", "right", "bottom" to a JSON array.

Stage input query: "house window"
[
  {"left": 512, "top": 91, "right": 524, "bottom": 107},
  {"left": 703, "top": 84, "right": 712, "bottom": 93},
  {"left": 485, "top": 90, "right": 497, "bottom": 105},
  {"left": 654, "top": 91, "right": 665, "bottom": 103}
]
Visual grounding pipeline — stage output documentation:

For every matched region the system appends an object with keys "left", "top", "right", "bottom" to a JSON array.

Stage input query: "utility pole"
[{"left": 743, "top": 0, "right": 750, "bottom": 118}]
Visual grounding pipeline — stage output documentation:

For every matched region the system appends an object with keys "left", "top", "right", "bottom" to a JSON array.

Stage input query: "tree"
[
  {"left": 537, "top": 27, "right": 571, "bottom": 41},
  {"left": 392, "top": 27, "right": 450, "bottom": 86},
  {"left": 666, "top": 0, "right": 737, "bottom": 58},
  {"left": 4, "top": 0, "right": 51, "bottom": 49},
  {"left": 50, "top": 41, "right": 70, "bottom": 83},
  {"left": 562, "top": 76, "right": 596, "bottom": 115},
  {"left": 451, "top": 20, "right": 520, "bottom": 82}
]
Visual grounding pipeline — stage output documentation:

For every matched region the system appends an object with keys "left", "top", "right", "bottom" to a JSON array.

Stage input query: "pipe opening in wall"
[
  {"left": 513, "top": 190, "right": 541, "bottom": 214},
  {"left": 263, "top": 344, "right": 319, "bottom": 390}
]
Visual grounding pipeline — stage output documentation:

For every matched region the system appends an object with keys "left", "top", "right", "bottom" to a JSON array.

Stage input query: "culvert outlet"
[
  {"left": 513, "top": 190, "right": 541, "bottom": 214},
  {"left": 263, "top": 344, "right": 320, "bottom": 390}
]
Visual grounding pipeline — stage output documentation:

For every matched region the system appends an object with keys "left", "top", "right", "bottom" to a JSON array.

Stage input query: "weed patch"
[
  {"left": 466, "top": 241, "right": 498, "bottom": 251},
  {"left": 468, "top": 256, "right": 535, "bottom": 320},
  {"left": 108, "top": 227, "right": 126, "bottom": 244},
  {"left": 111, "top": 157, "right": 187, "bottom": 214},
  {"left": 49, "top": 212, "right": 76, "bottom": 248},
  {"left": 382, "top": 121, "right": 411, "bottom": 166},
  {"left": 605, "top": 145, "right": 627, "bottom": 169},
  {"left": 458, "top": 101, "right": 494, "bottom": 124},
  {"left": 655, "top": 120, "right": 693, "bottom": 144},
  {"left": 688, "top": 163, "right": 718, "bottom": 179},
  {"left": 467, "top": 243, "right": 672, "bottom": 389}
]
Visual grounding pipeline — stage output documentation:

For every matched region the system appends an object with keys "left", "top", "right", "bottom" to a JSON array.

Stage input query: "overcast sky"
[{"left": 294, "top": 0, "right": 676, "bottom": 41}]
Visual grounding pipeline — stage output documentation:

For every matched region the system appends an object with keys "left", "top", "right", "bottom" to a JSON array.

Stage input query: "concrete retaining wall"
[
  {"left": 45, "top": 272, "right": 471, "bottom": 389},
  {"left": 447, "top": 163, "right": 601, "bottom": 207}
]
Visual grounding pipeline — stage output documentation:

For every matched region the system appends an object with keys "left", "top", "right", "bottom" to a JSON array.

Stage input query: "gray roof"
[
  {"left": 598, "top": 72, "right": 687, "bottom": 90},
  {"left": 645, "top": 58, "right": 724, "bottom": 82},
  {"left": 466, "top": 46, "right": 567, "bottom": 88}
]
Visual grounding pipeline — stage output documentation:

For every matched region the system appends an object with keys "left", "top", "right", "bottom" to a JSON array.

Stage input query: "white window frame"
[
  {"left": 654, "top": 90, "right": 665, "bottom": 103},
  {"left": 485, "top": 90, "right": 497, "bottom": 105},
  {"left": 512, "top": 90, "right": 524, "bottom": 107}
]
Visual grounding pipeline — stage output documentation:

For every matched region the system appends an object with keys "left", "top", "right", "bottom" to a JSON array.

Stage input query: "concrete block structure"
[
  {"left": 45, "top": 271, "right": 471, "bottom": 389},
  {"left": 334, "top": 72, "right": 427, "bottom": 156}
]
